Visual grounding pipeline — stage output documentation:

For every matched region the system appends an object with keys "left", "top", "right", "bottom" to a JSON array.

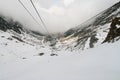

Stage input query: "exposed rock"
[{"left": 38, "top": 53, "right": 44, "bottom": 56}]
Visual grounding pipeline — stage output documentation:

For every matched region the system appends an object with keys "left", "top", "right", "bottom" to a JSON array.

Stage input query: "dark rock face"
[
  {"left": 0, "top": 16, "right": 24, "bottom": 34},
  {"left": 50, "top": 53, "right": 58, "bottom": 56},
  {"left": 64, "top": 29, "right": 75, "bottom": 37},
  {"left": 38, "top": 53, "right": 44, "bottom": 56},
  {"left": 89, "top": 34, "right": 98, "bottom": 48},
  {"left": 64, "top": 1, "right": 120, "bottom": 50},
  {"left": 12, "top": 36, "right": 24, "bottom": 42},
  {"left": 0, "top": 17, "right": 9, "bottom": 31},
  {"left": 103, "top": 28, "right": 120, "bottom": 43}
]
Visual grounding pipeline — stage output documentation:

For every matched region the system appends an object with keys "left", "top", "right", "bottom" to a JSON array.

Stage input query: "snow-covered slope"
[
  {"left": 0, "top": 35, "right": 120, "bottom": 80},
  {"left": 0, "top": 30, "right": 52, "bottom": 59},
  {"left": 59, "top": 1, "right": 120, "bottom": 51},
  {"left": 0, "top": 1, "right": 120, "bottom": 80},
  {"left": 0, "top": 15, "right": 49, "bottom": 48},
  {"left": 0, "top": 18, "right": 120, "bottom": 80},
  {"left": 0, "top": 1, "right": 120, "bottom": 52}
]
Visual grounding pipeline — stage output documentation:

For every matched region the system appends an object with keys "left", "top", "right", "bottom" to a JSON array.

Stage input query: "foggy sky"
[{"left": 0, "top": 0, "right": 119, "bottom": 34}]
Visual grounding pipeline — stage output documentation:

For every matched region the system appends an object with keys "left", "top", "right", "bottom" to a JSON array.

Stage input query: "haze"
[{"left": 0, "top": 0, "right": 119, "bottom": 34}]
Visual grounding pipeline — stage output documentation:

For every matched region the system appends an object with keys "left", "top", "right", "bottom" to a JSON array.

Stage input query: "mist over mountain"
[
  {"left": 60, "top": 1, "right": 120, "bottom": 50},
  {"left": 0, "top": 1, "right": 120, "bottom": 80},
  {"left": 0, "top": 1, "right": 120, "bottom": 51}
]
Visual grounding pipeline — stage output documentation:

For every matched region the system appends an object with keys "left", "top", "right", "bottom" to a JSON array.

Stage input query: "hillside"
[
  {"left": 59, "top": 1, "right": 120, "bottom": 51},
  {"left": 0, "top": 34, "right": 120, "bottom": 80},
  {"left": 0, "top": 1, "right": 120, "bottom": 80}
]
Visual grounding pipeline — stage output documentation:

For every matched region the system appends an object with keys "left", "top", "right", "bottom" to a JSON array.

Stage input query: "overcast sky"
[{"left": 0, "top": 0, "right": 119, "bottom": 34}]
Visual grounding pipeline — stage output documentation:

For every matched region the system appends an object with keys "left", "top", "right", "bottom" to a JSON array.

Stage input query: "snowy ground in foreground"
[{"left": 0, "top": 31, "right": 120, "bottom": 80}]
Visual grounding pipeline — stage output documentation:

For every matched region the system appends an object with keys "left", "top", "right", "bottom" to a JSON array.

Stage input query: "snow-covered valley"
[
  {"left": 0, "top": 1, "right": 120, "bottom": 80},
  {"left": 0, "top": 29, "right": 120, "bottom": 80}
]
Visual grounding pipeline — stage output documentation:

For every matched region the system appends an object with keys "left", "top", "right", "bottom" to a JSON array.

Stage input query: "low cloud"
[
  {"left": 64, "top": 0, "right": 74, "bottom": 7},
  {"left": 0, "top": 0, "right": 119, "bottom": 34}
]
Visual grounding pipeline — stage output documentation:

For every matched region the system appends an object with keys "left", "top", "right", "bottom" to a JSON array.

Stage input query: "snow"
[
  {"left": 0, "top": 30, "right": 120, "bottom": 80},
  {"left": 56, "top": 23, "right": 110, "bottom": 51}
]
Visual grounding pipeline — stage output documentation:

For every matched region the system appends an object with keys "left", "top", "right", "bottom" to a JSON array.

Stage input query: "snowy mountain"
[
  {"left": 0, "top": 1, "right": 120, "bottom": 80},
  {"left": 0, "top": 1, "right": 120, "bottom": 53},
  {"left": 0, "top": 31, "right": 120, "bottom": 80},
  {"left": 58, "top": 1, "right": 120, "bottom": 51},
  {"left": 0, "top": 15, "right": 46, "bottom": 45},
  {"left": 0, "top": 14, "right": 62, "bottom": 57},
  {"left": 0, "top": 12, "right": 120, "bottom": 80}
]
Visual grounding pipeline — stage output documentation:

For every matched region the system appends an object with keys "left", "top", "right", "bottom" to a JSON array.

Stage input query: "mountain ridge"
[
  {"left": 0, "top": 1, "right": 120, "bottom": 51},
  {"left": 58, "top": 1, "right": 120, "bottom": 51}
]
